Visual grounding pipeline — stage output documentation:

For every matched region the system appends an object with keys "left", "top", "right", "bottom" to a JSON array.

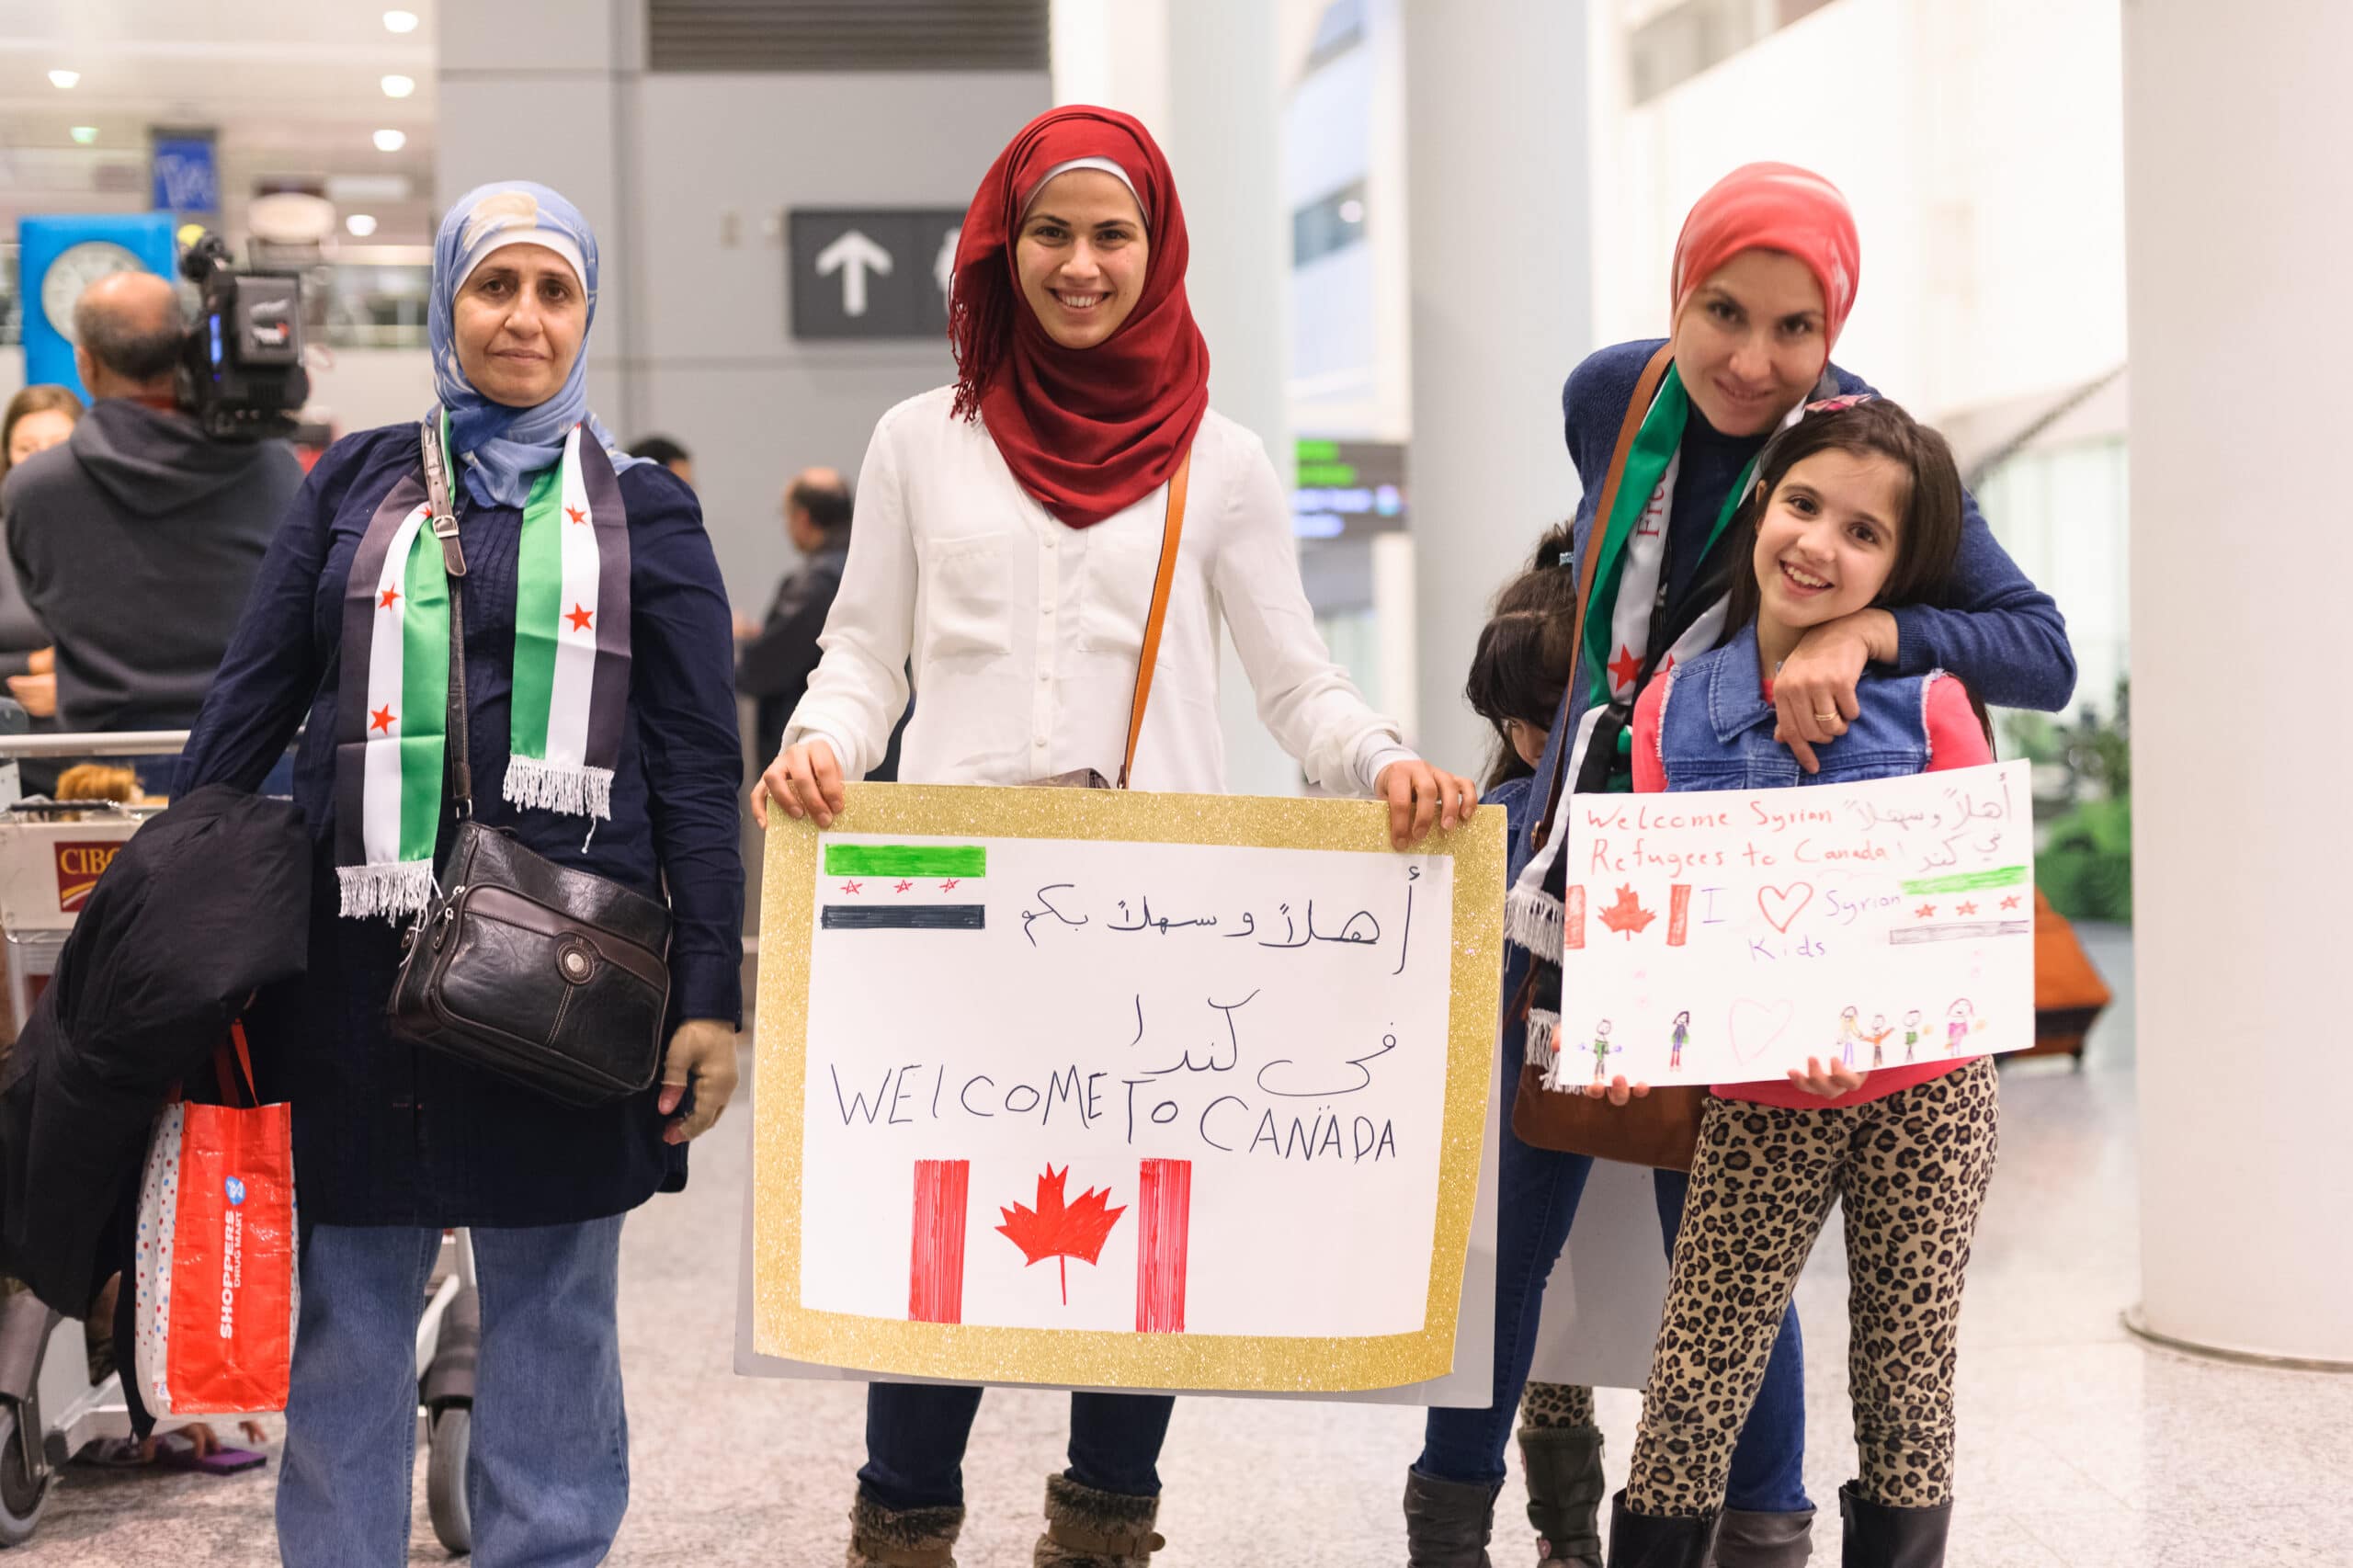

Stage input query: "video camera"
[{"left": 176, "top": 233, "right": 309, "bottom": 441}]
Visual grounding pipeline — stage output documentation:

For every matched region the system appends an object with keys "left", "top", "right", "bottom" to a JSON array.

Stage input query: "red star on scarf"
[
  {"left": 1608, "top": 643, "right": 1643, "bottom": 692},
  {"left": 565, "top": 506, "right": 586, "bottom": 525},
  {"left": 369, "top": 705, "right": 397, "bottom": 733},
  {"left": 894, "top": 880, "right": 914, "bottom": 893},
  {"left": 840, "top": 881, "right": 863, "bottom": 895},
  {"left": 1915, "top": 903, "right": 1937, "bottom": 919},
  {"left": 379, "top": 585, "right": 400, "bottom": 610},
  {"left": 2001, "top": 894, "right": 2022, "bottom": 911},
  {"left": 1659, "top": 653, "right": 1676, "bottom": 674},
  {"left": 1956, "top": 901, "right": 1979, "bottom": 916},
  {"left": 565, "top": 603, "right": 594, "bottom": 632}
]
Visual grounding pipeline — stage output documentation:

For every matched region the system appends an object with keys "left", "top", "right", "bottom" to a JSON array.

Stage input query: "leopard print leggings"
[
  {"left": 1625, "top": 1057, "right": 1999, "bottom": 1516},
  {"left": 1520, "top": 1381, "right": 1597, "bottom": 1430}
]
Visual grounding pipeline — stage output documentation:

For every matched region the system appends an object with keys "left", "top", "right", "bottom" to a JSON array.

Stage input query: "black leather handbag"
[{"left": 386, "top": 416, "right": 673, "bottom": 1108}]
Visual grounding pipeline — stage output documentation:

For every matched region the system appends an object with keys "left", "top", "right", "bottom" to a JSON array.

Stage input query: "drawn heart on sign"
[
  {"left": 1728, "top": 998, "right": 1797, "bottom": 1065},
  {"left": 1756, "top": 882, "right": 1815, "bottom": 933}
]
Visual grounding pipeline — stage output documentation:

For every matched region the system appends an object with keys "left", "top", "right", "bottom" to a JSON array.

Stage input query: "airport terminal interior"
[{"left": 0, "top": 1, "right": 2342, "bottom": 1565}]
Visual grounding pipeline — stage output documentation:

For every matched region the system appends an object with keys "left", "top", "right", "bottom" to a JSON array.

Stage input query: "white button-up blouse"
[{"left": 782, "top": 386, "right": 1415, "bottom": 795}]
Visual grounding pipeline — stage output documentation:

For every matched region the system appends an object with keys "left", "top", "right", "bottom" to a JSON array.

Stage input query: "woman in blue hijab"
[{"left": 181, "top": 182, "right": 745, "bottom": 1566}]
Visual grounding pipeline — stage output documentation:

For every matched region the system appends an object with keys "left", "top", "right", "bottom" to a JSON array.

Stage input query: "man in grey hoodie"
[{"left": 2, "top": 271, "right": 301, "bottom": 736}]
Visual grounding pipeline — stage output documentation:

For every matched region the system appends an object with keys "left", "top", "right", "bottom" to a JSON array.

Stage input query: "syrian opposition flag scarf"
[{"left": 333, "top": 413, "right": 631, "bottom": 920}]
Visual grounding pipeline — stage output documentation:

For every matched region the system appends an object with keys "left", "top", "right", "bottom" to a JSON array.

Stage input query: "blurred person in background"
[
  {"left": 2, "top": 273, "right": 301, "bottom": 774},
  {"left": 737, "top": 465, "right": 904, "bottom": 776},
  {"left": 631, "top": 432, "right": 695, "bottom": 488},
  {"left": 0, "top": 385, "right": 78, "bottom": 722}
]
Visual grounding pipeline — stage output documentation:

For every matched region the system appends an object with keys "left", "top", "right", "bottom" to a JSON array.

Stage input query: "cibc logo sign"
[{"left": 54, "top": 841, "right": 120, "bottom": 913}]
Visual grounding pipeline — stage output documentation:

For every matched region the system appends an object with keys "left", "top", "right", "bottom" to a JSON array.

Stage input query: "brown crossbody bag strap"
[{"left": 1114, "top": 448, "right": 1192, "bottom": 790}]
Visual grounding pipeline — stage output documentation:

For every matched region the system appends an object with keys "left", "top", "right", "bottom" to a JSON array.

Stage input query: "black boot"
[
  {"left": 1712, "top": 1505, "right": 1814, "bottom": 1566},
  {"left": 1518, "top": 1425, "right": 1606, "bottom": 1567},
  {"left": 1403, "top": 1468, "right": 1500, "bottom": 1568},
  {"left": 1836, "top": 1483, "right": 1949, "bottom": 1568},
  {"left": 1605, "top": 1491, "right": 1715, "bottom": 1568}
]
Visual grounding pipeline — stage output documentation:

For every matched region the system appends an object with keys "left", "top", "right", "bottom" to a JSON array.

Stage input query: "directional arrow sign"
[
  {"left": 816, "top": 228, "right": 893, "bottom": 318},
  {"left": 790, "top": 209, "right": 967, "bottom": 341}
]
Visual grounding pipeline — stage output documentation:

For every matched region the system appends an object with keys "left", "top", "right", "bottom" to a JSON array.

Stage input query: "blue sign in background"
[
  {"left": 17, "top": 213, "right": 178, "bottom": 396},
  {"left": 153, "top": 137, "right": 220, "bottom": 214}
]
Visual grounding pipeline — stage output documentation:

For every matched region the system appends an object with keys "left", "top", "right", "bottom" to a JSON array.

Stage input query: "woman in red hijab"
[{"left": 757, "top": 107, "right": 1476, "bottom": 1568}]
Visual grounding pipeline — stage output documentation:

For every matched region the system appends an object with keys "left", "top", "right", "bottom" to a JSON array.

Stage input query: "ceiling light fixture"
[
  {"left": 372, "top": 128, "right": 407, "bottom": 153},
  {"left": 346, "top": 213, "right": 380, "bottom": 238},
  {"left": 48, "top": 70, "right": 79, "bottom": 90},
  {"left": 383, "top": 10, "right": 419, "bottom": 33},
  {"left": 381, "top": 74, "right": 415, "bottom": 98},
  {"left": 68, "top": 126, "right": 97, "bottom": 145}
]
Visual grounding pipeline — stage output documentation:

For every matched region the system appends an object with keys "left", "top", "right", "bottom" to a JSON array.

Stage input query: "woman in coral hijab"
[
  {"left": 1404, "top": 165, "right": 2075, "bottom": 1568},
  {"left": 757, "top": 108, "right": 1476, "bottom": 1567}
]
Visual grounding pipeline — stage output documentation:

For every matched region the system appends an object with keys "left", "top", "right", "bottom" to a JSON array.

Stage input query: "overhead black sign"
[{"left": 788, "top": 209, "right": 966, "bottom": 341}]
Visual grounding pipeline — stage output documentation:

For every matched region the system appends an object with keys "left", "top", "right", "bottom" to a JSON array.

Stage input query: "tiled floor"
[{"left": 27, "top": 927, "right": 2353, "bottom": 1565}]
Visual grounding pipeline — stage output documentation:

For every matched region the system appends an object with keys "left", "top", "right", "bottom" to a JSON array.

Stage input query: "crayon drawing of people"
[
  {"left": 1946, "top": 998, "right": 1981, "bottom": 1055},
  {"left": 1866, "top": 1013, "right": 1893, "bottom": 1067},
  {"left": 1904, "top": 1008, "right": 1924, "bottom": 1062},
  {"left": 1589, "top": 1019, "right": 1620, "bottom": 1087},
  {"left": 1836, "top": 1005, "right": 1864, "bottom": 1068},
  {"left": 1669, "top": 1010, "right": 1691, "bottom": 1071}
]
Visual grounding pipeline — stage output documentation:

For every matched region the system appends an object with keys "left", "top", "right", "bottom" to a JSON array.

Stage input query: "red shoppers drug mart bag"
[{"left": 131, "top": 1028, "right": 298, "bottom": 1415}]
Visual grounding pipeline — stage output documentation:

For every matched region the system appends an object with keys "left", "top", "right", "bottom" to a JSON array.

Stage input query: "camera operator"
[{"left": 1, "top": 270, "right": 301, "bottom": 762}]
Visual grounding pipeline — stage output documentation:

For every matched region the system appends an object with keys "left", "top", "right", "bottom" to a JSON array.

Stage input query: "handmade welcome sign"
[
  {"left": 1545, "top": 760, "right": 2034, "bottom": 1086},
  {"left": 749, "top": 784, "right": 1504, "bottom": 1392}
]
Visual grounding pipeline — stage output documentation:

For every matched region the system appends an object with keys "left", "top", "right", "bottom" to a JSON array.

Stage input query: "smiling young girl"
[{"left": 1598, "top": 397, "right": 2000, "bottom": 1568}]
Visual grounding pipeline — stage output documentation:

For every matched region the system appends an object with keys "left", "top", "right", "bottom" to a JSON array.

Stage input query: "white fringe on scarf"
[
  {"left": 1526, "top": 1008, "right": 1561, "bottom": 1068},
  {"left": 503, "top": 756, "right": 615, "bottom": 820},
  {"left": 338, "top": 860, "right": 436, "bottom": 923}
]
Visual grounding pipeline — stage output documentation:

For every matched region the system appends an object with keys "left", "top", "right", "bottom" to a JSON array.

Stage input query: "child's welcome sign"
[
  {"left": 750, "top": 784, "right": 1504, "bottom": 1392},
  {"left": 1544, "top": 760, "right": 2035, "bottom": 1088}
]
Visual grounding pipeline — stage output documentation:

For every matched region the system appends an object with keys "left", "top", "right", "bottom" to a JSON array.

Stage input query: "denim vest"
[{"left": 1656, "top": 624, "right": 1934, "bottom": 791}]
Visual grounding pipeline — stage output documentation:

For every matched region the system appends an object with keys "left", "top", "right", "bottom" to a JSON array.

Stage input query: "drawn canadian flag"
[{"left": 907, "top": 1158, "right": 1192, "bottom": 1333}]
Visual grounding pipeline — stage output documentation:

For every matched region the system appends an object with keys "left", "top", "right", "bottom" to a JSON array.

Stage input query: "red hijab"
[{"left": 949, "top": 106, "right": 1211, "bottom": 529}]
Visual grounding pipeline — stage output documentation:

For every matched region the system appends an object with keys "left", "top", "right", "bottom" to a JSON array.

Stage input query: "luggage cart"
[{"left": 0, "top": 732, "right": 482, "bottom": 1551}]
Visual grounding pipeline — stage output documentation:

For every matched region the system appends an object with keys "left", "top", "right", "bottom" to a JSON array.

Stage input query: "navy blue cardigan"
[
  {"left": 179, "top": 425, "right": 745, "bottom": 1227},
  {"left": 1519, "top": 339, "right": 2078, "bottom": 871}
]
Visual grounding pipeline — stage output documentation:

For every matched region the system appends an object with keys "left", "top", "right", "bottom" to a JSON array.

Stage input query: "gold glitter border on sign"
[{"left": 751, "top": 782, "right": 1504, "bottom": 1392}]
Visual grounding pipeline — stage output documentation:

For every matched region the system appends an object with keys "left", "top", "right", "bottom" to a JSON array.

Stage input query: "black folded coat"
[{"left": 0, "top": 785, "right": 309, "bottom": 1313}]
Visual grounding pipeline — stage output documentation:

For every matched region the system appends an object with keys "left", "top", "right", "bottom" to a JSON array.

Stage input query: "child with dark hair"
[
  {"left": 1465, "top": 524, "right": 1581, "bottom": 792},
  {"left": 1597, "top": 396, "right": 2004, "bottom": 1567}
]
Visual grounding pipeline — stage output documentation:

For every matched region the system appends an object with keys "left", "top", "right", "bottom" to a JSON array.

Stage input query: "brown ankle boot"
[
  {"left": 1034, "top": 1472, "right": 1165, "bottom": 1567},
  {"left": 847, "top": 1492, "right": 964, "bottom": 1568}
]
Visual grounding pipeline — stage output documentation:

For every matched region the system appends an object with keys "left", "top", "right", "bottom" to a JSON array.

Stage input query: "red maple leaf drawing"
[
  {"left": 1597, "top": 883, "right": 1656, "bottom": 939},
  {"left": 996, "top": 1165, "right": 1126, "bottom": 1305}
]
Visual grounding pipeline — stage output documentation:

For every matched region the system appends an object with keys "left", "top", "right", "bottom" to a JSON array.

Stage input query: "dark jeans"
[
  {"left": 1415, "top": 1068, "right": 1810, "bottom": 1513},
  {"left": 858, "top": 1382, "right": 1176, "bottom": 1510}
]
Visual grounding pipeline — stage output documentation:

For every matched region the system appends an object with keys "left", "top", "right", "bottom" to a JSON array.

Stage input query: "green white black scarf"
[{"left": 334, "top": 415, "right": 631, "bottom": 920}]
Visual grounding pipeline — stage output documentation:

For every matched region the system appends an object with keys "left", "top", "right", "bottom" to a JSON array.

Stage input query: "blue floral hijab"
[{"left": 428, "top": 180, "right": 642, "bottom": 508}]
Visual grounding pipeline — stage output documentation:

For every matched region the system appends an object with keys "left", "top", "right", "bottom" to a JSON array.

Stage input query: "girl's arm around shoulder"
[
  {"left": 180, "top": 426, "right": 403, "bottom": 792},
  {"left": 1923, "top": 674, "right": 1995, "bottom": 772},
  {"left": 622, "top": 462, "right": 746, "bottom": 1029}
]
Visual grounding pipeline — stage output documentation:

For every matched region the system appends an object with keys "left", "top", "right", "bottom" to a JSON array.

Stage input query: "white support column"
[
  {"left": 1404, "top": 0, "right": 1593, "bottom": 778},
  {"left": 2125, "top": 0, "right": 2353, "bottom": 1364},
  {"left": 1051, "top": 0, "right": 1300, "bottom": 795}
]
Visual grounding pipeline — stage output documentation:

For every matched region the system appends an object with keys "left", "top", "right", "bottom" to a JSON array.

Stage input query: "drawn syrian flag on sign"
[
  {"left": 906, "top": 1158, "right": 1193, "bottom": 1333},
  {"left": 820, "top": 843, "right": 985, "bottom": 930}
]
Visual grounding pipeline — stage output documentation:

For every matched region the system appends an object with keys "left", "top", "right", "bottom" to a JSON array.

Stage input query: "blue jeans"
[
  {"left": 276, "top": 1218, "right": 630, "bottom": 1567},
  {"left": 1416, "top": 1089, "right": 1809, "bottom": 1513},
  {"left": 859, "top": 1383, "right": 1176, "bottom": 1509}
]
